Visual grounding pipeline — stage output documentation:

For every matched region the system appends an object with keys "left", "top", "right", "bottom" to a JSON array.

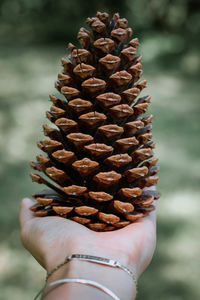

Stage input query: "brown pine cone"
[{"left": 30, "top": 11, "right": 160, "bottom": 231}]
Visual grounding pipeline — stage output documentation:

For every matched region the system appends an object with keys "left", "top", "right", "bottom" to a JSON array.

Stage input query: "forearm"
[
  {"left": 43, "top": 261, "right": 136, "bottom": 300},
  {"left": 43, "top": 246, "right": 137, "bottom": 300}
]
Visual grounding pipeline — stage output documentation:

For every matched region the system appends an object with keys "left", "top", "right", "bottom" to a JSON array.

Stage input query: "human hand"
[{"left": 20, "top": 197, "right": 156, "bottom": 278}]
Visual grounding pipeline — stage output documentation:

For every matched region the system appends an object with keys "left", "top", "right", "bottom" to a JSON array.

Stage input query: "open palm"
[{"left": 20, "top": 197, "right": 156, "bottom": 278}]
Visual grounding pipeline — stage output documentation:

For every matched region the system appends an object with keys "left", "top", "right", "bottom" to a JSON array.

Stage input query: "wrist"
[
  {"left": 45, "top": 255, "right": 137, "bottom": 300},
  {"left": 45, "top": 236, "right": 134, "bottom": 274},
  {"left": 45, "top": 239, "right": 137, "bottom": 300}
]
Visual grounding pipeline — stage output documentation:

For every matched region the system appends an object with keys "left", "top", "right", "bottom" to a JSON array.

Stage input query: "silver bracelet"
[
  {"left": 46, "top": 253, "right": 137, "bottom": 286},
  {"left": 34, "top": 277, "right": 120, "bottom": 300}
]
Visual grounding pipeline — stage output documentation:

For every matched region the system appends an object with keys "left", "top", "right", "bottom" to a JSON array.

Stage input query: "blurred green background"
[{"left": 0, "top": 0, "right": 200, "bottom": 299}]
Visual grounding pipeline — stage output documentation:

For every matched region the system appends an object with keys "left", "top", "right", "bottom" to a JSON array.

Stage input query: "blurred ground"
[{"left": 0, "top": 35, "right": 200, "bottom": 299}]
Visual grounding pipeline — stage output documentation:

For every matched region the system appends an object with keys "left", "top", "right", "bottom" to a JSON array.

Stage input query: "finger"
[
  {"left": 143, "top": 203, "right": 157, "bottom": 226},
  {"left": 126, "top": 202, "right": 157, "bottom": 243},
  {"left": 137, "top": 213, "right": 156, "bottom": 239},
  {"left": 20, "top": 198, "right": 35, "bottom": 228}
]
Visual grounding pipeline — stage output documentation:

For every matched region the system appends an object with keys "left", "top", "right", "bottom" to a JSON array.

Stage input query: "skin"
[{"left": 20, "top": 197, "right": 157, "bottom": 299}]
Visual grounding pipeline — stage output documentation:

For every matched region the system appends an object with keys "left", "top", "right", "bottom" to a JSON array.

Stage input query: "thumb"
[{"left": 20, "top": 197, "right": 35, "bottom": 228}]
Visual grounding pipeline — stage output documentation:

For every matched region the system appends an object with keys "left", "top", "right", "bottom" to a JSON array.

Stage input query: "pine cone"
[{"left": 30, "top": 11, "right": 160, "bottom": 232}]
